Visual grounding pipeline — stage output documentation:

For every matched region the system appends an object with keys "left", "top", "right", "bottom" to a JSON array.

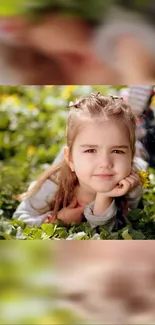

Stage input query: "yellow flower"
[
  {"left": 137, "top": 170, "right": 150, "bottom": 188},
  {"left": 151, "top": 95, "right": 155, "bottom": 108},
  {"left": 11, "top": 95, "right": 20, "bottom": 106},
  {"left": 1, "top": 94, "right": 9, "bottom": 102},
  {"left": 27, "top": 146, "right": 36, "bottom": 156},
  {"left": 27, "top": 104, "right": 36, "bottom": 110},
  {"left": 1, "top": 94, "right": 20, "bottom": 105},
  {"left": 62, "top": 86, "right": 77, "bottom": 99}
]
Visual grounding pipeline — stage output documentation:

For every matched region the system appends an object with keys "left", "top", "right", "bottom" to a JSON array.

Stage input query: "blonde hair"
[{"left": 16, "top": 93, "right": 136, "bottom": 221}]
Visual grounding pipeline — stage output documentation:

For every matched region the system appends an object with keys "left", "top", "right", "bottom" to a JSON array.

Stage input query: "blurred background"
[{"left": 0, "top": 0, "right": 155, "bottom": 84}]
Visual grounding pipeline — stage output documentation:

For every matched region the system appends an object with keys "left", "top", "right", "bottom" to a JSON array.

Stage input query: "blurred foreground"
[
  {"left": 1, "top": 241, "right": 155, "bottom": 324},
  {"left": 0, "top": 0, "right": 155, "bottom": 84}
]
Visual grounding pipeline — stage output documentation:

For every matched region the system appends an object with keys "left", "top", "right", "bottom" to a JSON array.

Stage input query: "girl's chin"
[{"left": 92, "top": 185, "right": 116, "bottom": 193}]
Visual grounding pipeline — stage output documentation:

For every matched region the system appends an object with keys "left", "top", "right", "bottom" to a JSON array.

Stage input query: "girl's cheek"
[
  {"left": 116, "top": 160, "right": 132, "bottom": 178},
  {"left": 119, "top": 155, "right": 132, "bottom": 165}
]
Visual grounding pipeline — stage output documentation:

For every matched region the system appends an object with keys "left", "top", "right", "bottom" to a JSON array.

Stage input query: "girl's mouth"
[{"left": 94, "top": 174, "right": 114, "bottom": 179}]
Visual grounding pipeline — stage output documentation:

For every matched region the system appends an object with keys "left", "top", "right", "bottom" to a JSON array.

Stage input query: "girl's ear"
[{"left": 63, "top": 146, "right": 74, "bottom": 171}]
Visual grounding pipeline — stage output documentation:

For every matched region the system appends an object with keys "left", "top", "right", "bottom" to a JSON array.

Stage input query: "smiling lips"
[{"left": 94, "top": 174, "right": 114, "bottom": 179}]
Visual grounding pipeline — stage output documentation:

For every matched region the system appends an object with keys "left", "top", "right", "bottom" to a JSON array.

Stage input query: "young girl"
[{"left": 13, "top": 93, "right": 142, "bottom": 231}]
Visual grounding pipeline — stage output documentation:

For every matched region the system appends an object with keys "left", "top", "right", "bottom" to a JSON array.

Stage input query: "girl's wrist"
[{"left": 93, "top": 195, "right": 113, "bottom": 216}]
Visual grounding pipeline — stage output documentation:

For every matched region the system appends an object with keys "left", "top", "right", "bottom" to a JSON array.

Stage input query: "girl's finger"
[
  {"left": 119, "top": 179, "right": 131, "bottom": 190},
  {"left": 130, "top": 174, "right": 139, "bottom": 181},
  {"left": 130, "top": 171, "right": 141, "bottom": 182},
  {"left": 125, "top": 177, "right": 136, "bottom": 190},
  {"left": 130, "top": 170, "right": 140, "bottom": 178},
  {"left": 112, "top": 179, "right": 131, "bottom": 196},
  {"left": 127, "top": 174, "right": 140, "bottom": 187}
]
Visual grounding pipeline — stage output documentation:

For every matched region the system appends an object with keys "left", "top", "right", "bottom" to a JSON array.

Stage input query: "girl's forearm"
[{"left": 93, "top": 194, "right": 113, "bottom": 216}]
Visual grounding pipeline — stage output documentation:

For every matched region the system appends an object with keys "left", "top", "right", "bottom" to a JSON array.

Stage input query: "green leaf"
[
  {"left": 99, "top": 227, "right": 110, "bottom": 239},
  {"left": 1, "top": 232, "right": 13, "bottom": 240},
  {"left": 54, "top": 227, "right": 68, "bottom": 239},
  {"left": 128, "top": 209, "right": 142, "bottom": 220},
  {"left": 107, "top": 232, "right": 120, "bottom": 239},
  {"left": 122, "top": 229, "right": 133, "bottom": 240},
  {"left": 32, "top": 229, "right": 44, "bottom": 239},
  {"left": 67, "top": 232, "right": 89, "bottom": 240},
  {"left": 41, "top": 223, "right": 55, "bottom": 236},
  {"left": 41, "top": 232, "right": 51, "bottom": 240},
  {"left": 0, "top": 221, "right": 13, "bottom": 234},
  {"left": 22, "top": 225, "right": 33, "bottom": 236},
  {"left": 130, "top": 230, "right": 146, "bottom": 240},
  {"left": 10, "top": 219, "right": 25, "bottom": 229}
]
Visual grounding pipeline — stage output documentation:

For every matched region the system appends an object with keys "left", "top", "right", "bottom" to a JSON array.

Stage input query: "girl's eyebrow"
[
  {"left": 80, "top": 144, "right": 99, "bottom": 148},
  {"left": 110, "top": 145, "right": 129, "bottom": 149},
  {"left": 80, "top": 145, "right": 129, "bottom": 149}
]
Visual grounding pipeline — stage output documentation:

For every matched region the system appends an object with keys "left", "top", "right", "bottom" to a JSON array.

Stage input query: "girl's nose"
[{"left": 99, "top": 154, "right": 113, "bottom": 169}]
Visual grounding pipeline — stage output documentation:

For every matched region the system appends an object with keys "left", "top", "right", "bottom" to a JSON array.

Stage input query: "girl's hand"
[
  {"left": 104, "top": 171, "right": 141, "bottom": 198},
  {"left": 57, "top": 197, "right": 85, "bottom": 225}
]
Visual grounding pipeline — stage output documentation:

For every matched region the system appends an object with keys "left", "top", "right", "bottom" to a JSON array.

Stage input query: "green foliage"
[
  {"left": 22, "top": 0, "right": 112, "bottom": 23},
  {"left": 1, "top": 174, "right": 155, "bottom": 240},
  {"left": 0, "top": 0, "right": 22, "bottom": 15},
  {"left": 0, "top": 0, "right": 153, "bottom": 27},
  {"left": 0, "top": 0, "right": 112, "bottom": 21},
  {"left": 1, "top": 166, "right": 155, "bottom": 240}
]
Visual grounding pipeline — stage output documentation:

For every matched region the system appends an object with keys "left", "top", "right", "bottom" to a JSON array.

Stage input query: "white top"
[{"left": 13, "top": 178, "right": 142, "bottom": 229}]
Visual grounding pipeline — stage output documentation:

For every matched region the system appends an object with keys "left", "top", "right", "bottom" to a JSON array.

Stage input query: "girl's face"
[{"left": 68, "top": 119, "right": 132, "bottom": 194}]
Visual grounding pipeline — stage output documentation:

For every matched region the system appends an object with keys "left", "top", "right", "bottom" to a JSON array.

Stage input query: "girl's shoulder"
[{"left": 28, "top": 179, "right": 57, "bottom": 209}]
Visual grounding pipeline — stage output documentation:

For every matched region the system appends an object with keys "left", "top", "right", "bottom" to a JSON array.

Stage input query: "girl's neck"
[{"left": 74, "top": 184, "right": 96, "bottom": 207}]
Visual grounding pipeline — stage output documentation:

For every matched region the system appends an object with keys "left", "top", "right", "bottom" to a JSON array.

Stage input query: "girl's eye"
[
  {"left": 113, "top": 150, "right": 125, "bottom": 154},
  {"left": 84, "top": 149, "right": 97, "bottom": 153}
]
